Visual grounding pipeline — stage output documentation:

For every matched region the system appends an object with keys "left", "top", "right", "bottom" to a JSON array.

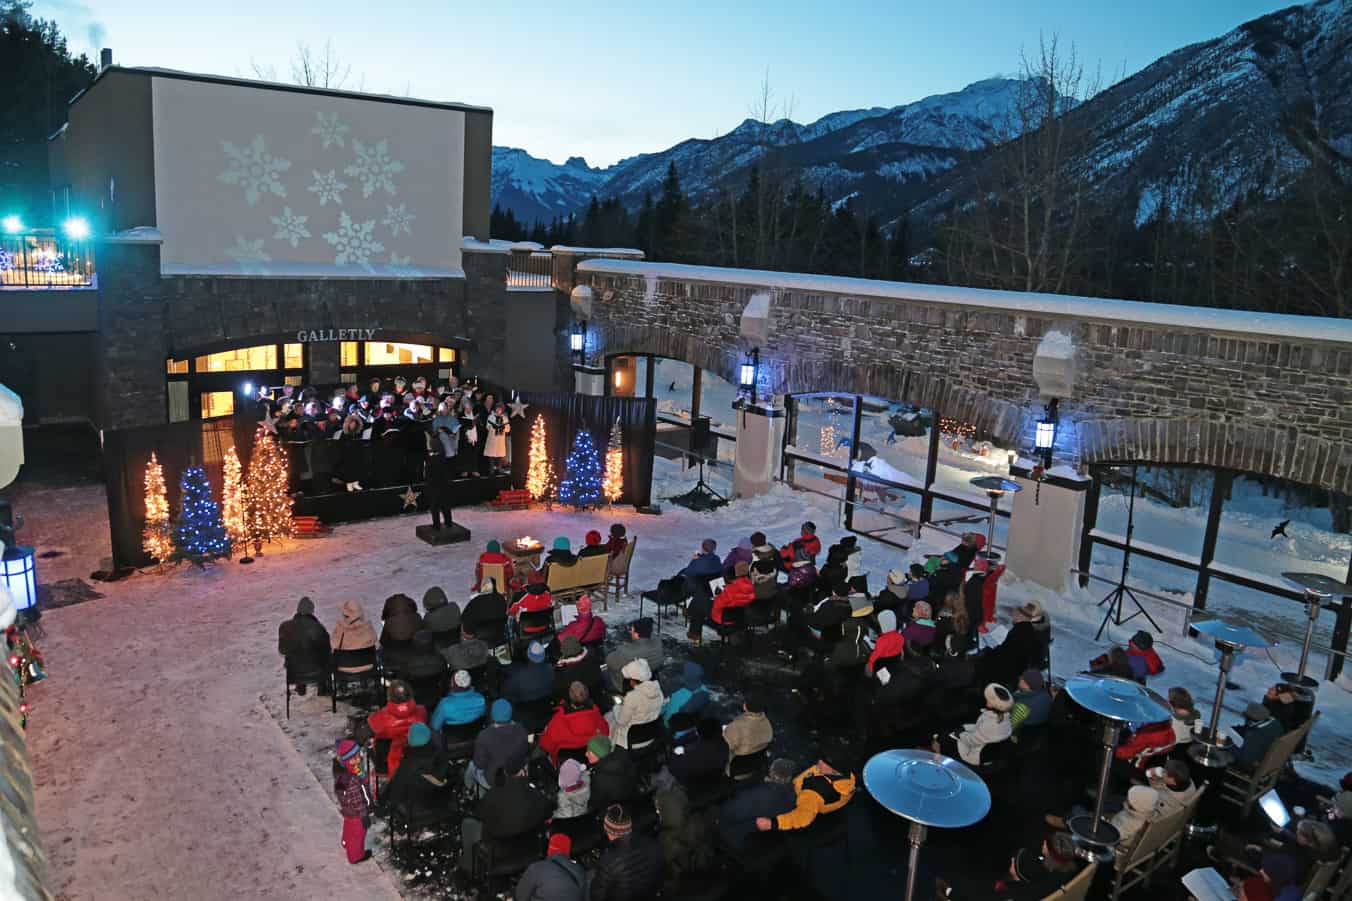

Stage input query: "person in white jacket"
[
  {"left": 935, "top": 683, "right": 1014, "bottom": 765},
  {"left": 606, "top": 658, "right": 665, "bottom": 748},
  {"left": 1110, "top": 786, "right": 1159, "bottom": 854}
]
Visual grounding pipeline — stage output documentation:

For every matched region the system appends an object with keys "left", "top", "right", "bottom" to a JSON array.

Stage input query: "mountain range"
[{"left": 490, "top": 0, "right": 1352, "bottom": 230}]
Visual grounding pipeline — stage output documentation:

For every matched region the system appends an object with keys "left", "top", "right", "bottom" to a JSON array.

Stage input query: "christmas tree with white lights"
[
  {"left": 525, "top": 414, "right": 553, "bottom": 501},
  {"left": 142, "top": 452, "right": 173, "bottom": 563},
  {"left": 222, "top": 446, "right": 247, "bottom": 553},
  {"left": 557, "top": 429, "right": 603, "bottom": 508},
  {"left": 603, "top": 418, "right": 623, "bottom": 504},
  {"left": 173, "top": 465, "right": 231, "bottom": 564},
  {"left": 244, "top": 424, "right": 293, "bottom": 554}
]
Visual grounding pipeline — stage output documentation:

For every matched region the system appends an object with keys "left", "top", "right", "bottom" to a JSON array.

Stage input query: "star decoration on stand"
[
  {"left": 260, "top": 410, "right": 279, "bottom": 435},
  {"left": 400, "top": 486, "right": 420, "bottom": 510},
  {"left": 508, "top": 398, "right": 529, "bottom": 419}
]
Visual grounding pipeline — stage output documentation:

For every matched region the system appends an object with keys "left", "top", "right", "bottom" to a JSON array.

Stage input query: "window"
[
  {"left": 194, "top": 344, "right": 277, "bottom": 373},
  {"left": 364, "top": 342, "right": 433, "bottom": 366},
  {"left": 284, "top": 375, "right": 303, "bottom": 387},
  {"left": 167, "top": 381, "right": 189, "bottom": 421},
  {"left": 340, "top": 341, "right": 359, "bottom": 367},
  {"left": 166, "top": 358, "right": 188, "bottom": 375},
  {"left": 439, "top": 347, "right": 457, "bottom": 363},
  {"left": 200, "top": 391, "right": 234, "bottom": 419},
  {"left": 283, "top": 343, "right": 304, "bottom": 369}
]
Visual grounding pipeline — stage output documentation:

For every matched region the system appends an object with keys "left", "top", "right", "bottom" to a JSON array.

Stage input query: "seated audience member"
[
  {"left": 950, "top": 532, "right": 982, "bottom": 570},
  {"left": 546, "top": 536, "right": 578, "bottom": 568},
  {"left": 657, "top": 785, "right": 714, "bottom": 886},
  {"left": 719, "top": 758, "right": 797, "bottom": 851},
  {"left": 1237, "top": 851, "right": 1305, "bottom": 901},
  {"left": 1114, "top": 711, "right": 1177, "bottom": 772},
  {"left": 1090, "top": 647, "right": 1137, "bottom": 681},
  {"left": 609, "top": 659, "right": 665, "bottom": 748},
  {"left": 1263, "top": 682, "right": 1306, "bottom": 732},
  {"left": 1125, "top": 631, "right": 1165, "bottom": 678},
  {"left": 514, "top": 833, "right": 586, "bottom": 901},
  {"left": 903, "top": 600, "right": 937, "bottom": 651},
  {"left": 1110, "top": 786, "right": 1159, "bottom": 854},
  {"left": 554, "top": 635, "right": 604, "bottom": 702},
  {"left": 751, "top": 557, "right": 781, "bottom": 600},
  {"left": 1233, "top": 702, "right": 1286, "bottom": 770},
  {"left": 876, "top": 641, "right": 940, "bottom": 710},
  {"left": 662, "top": 662, "right": 710, "bottom": 725},
  {"left": 556, "top": 594, "right": 606, "bottom": 647},
  {"left": 682, "top": 538, "right": 724, "bottom": 600},
  {"left": 278, "top": 596, "right": 330, "bottom": 692},
  {"left": 420, "top": 586, "right": 461, "bottom": 643},
  {"left": 688, "top": 561, "right": 755, "bottom": 644},
  {"left": 1146, "top": 759, "right": 1201, "bottom": 818},
  {"left": 380, "top": 593, "right": 423, "bottom": 644},
  {"left": 590, "top": 805, "right": 665, "bottom": 901},
  {"left": 828, "top": 535, "right": 867, "bottom": 593},
  {"left": 605, "top": 618, "right": 664, "bottom": 690},
  {"left": 474, "top": 539, "right": 511, "bottom": 590},
  {"left": 538, "top": 681, "right": 609, "bottom": 766},
  {"left": 750, "top": 531, "right": 781, "bottom": 567},
  {"left": 376, "top": 722, "right": 449, "bottom": 815},
  {"left": 993, "top": 831, "right": 1080, "bottom": 900},
  {"left": 508, "top": 571, "right": 553, "bottom": 637},
  {"left": 459, "top": 763, "right": 554, "bottom": 876},
  {"left": 502, "top": 641, "right": 555, "bottom": 706},
  {"left": 802, "top": 583, "right": 853, "bottom": 650},
  {"left": 868, "top": 610, "right": 905, "bottom": 676},
  {"left": 877, "top": 569, "right": 911, "bottom": 614},
  {"left": 331, "top": 599, "right": 378, "bottom": 672},
  {"left": 783, "top": 538, "right": 819, "bottom": 595},
  {"left": 938, "top": 683, "right": 1014, "bottom": 766},
  {"left": 1168, "top": 687, "right": 1199, "bottom": 746},
  {"left": 828, "top": 597, "right": 874, "bottom": 677},
  {"left": 554, "top": 758, "right": 592, "bottom": 820},
  {"left": 606, "top": 523, "right": 629, "bottom": 559},
  {"left": 443, "top": 621, "right": 491, "bottom": 671},
  {"left": 936, "top": 633, "right": 977, "bottom": 694},
  {"left": 430, "top": 669, "right": 487, "bottom": 730},
  {"left": 934, "top": 589, "right": 971, "bottom": 648},
  {"left": 466, "top": 699, "right": 530, "bottom": 797},
  {"left": 981, "top": 600, "right": 1050, "bottom": 685},
  {"left": 722, "top": 538, "right": 755, "bottom": 581},
  {"left": 462, "top": 579, "right": 508, "bottom": 640},
  {"left": 754, "top": 755, "right": 857, "bottom": 832},
  {"left": 579, "top": 530, "right": 609, "bottom": 558},
  {"left": 669, "top": 717, "right": 729, "bottom": 793},
  {"left": 724, "top": 695, "right": 773, "bottom": 767},
  {"left": 398, "top": 632, "right": 448, "bottom": 699},
  {"left": 587, "top": 738, "right": 640, "bottom": 812},
  {"left": 367, "top": 680, "right": 428, "bottom": 776},
  {"left": 1009, "top": 670, "right": 1052, "bottom": 736}
]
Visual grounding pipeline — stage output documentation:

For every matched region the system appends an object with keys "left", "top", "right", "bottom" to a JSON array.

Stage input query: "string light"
[
  {"left": 244, "top": 424, "right": 293, "bottom": 554},
  {"left": 558, "top": 429, "right": 604, "bottom": 507},
  {"left": 525, "top": 415, "right": 554, "bottom": 501},
  {"left": 222, "top": 446, "right": 248, "bottom": 552},
  {"left": 603, "top": 417, "right": 624, "bottom": 504},
  {"left": 938, "top": 417, "right": 977, "bottom": 440},
  {"left": 142, "top": 452, "right": 173, "bottom": 563},
  {"left": 173, "top": 465, "right": 231, "bottom": 563}
]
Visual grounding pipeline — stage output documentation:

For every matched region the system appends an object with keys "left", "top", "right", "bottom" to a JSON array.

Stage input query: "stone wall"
[{"left": 577, "top": 262, "right": 1352, "bottom": 494}]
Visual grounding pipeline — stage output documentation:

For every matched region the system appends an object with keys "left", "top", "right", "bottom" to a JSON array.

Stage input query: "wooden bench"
[{"left": 547, "top": 553, "right": 609, "bottom": 615}]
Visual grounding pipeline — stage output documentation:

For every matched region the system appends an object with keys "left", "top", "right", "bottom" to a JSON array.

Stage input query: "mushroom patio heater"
[
  {"left": 1188, "top": 618, "right": 1272, "bottom": 770},
  {"left": 863, "top": 749, "right": 991, "bottom": 901},
  {"left": 1280, "top": 571, "right": 1351, "bottom": 690},
  {"left": 968, "top": 475, "right": 1020, "bottom": 562},
  {"left": 1063, "top": 674, "right": 1171, "bottom": 854}
]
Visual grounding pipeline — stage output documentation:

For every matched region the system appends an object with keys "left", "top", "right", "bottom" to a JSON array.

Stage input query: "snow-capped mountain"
[{"left": 489, "top": 147, "right": 610, "bottom": 226}]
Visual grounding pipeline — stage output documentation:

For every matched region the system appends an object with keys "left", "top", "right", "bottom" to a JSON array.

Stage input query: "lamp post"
[
  {"left": 739, "top": 347, "right": 760, "bottom": 406},
  {"left": 1, "top": 543, "right": 37, "bottom": 617},
  {"left": 569, "top": 322, "right": 586, "bottom": 364},
  {"left": 1034, "top": 398, "right": 1058, "bottom": 469}
]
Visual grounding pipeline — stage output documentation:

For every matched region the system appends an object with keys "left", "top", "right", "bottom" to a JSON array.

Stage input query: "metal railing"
[
  {"left": 505, "top": 251, "right": 553, "bottom": 289},
  {"left": 0, "top": 233, "right": 95, "bottom": 289}
]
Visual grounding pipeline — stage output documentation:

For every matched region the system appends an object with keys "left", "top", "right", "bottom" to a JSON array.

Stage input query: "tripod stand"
[
  {"left": 1095, "top": 465, "right": 1162, "bottom": 641},
  {"left": 669, "top": 454, "right": 728, "bottom": 512}
]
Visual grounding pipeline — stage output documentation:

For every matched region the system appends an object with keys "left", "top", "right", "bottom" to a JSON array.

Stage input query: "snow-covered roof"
[
  {"left": 551, "top": 245, "right": 645, "bottom": 258},
  {"left": 461, "top": 238, "right": 514, "bottom": 255},
  {"left": 576, "top": 259, "right": 1352, "bottom": 345},
  {"left": 161, "top": 261, "right": 464, "bottom": 279},
  {"left": 104, "top": 226, "right": 163, "bottom": 245},
  {"left": 508, "top": 241, "right": 545, "bottom": 252}
]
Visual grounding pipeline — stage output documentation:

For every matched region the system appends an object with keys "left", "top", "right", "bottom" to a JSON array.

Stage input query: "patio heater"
[
  {"left": 1188, "top": 619, "right": 1272, "bottom": 770},
  {"left": 864, "top": 749, "right": 991, "bottom": 901},
  {"left": 968, "top": 475, "right": 1020, "bottom": 562},
  {"left": 1280, "top": 572, "right": 1351, "bottom": 690},
  {"left": 1062, "top": 674, "right": 1171, "bottom": 854}
]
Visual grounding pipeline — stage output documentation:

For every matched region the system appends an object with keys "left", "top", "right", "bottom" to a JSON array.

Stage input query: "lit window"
[
  {"left": 613, "top": 370, "right": 624, "bottom": 389},
  {"left": 364, "top": 342, "right": 433, "bottom": 366},
  {"left": 340, "top": 341, "right": 360, "bottom": 366},
  {"left": 194, "top": 344, "right": 277, "bottom": 373},
  {"left": 283, "top": 343, "right": 304, "bottom": 369},
  {"left": 200, "top": 391, "right": 235, "bottom": 419},
  {"left": 284, "top": 375, "right": 303, "bottom": 386},
  {"left": 439, "top": 347, "right": 457, "bottom": 363},
  {"left": 166, "top": 358, "right": 188, "bottom": 375}
]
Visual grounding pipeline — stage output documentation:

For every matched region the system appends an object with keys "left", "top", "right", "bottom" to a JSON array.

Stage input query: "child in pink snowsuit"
[{"left": 334, "top": 739, "right": 370, "bottom": 863}]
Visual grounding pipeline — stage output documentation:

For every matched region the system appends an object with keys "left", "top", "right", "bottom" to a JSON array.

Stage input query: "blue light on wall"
[{"left": 2, "top": 545, "right": 37, "bottom": 612}]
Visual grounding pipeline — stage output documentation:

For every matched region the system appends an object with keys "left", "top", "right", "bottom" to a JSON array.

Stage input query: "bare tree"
[{"left": 250, "top": 40, "right": 357, "bottom": 90}]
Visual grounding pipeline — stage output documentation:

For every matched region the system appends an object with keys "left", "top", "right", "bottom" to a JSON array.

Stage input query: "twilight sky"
[{"left": 37, "top": 0, "right": 1290, "bottom": 168}]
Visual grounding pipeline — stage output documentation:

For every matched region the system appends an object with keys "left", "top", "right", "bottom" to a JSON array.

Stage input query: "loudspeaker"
[{"left": 689, "top": 415, "right": 714, "bottom": 464}]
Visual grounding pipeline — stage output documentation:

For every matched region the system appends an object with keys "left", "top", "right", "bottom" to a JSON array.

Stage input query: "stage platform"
[{"left": 292, "top": 475, "right": 512, "bottom": 523}]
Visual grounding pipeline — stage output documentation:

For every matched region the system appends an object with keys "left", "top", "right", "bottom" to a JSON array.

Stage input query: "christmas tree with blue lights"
[
  {"left": 173, "top": 465, "right": 231, "bottom": 564},
  {"left": 556, "top": 429, "right": 604, "bottom": 508}
]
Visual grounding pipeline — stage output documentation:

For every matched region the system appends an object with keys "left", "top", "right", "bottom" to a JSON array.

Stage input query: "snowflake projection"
[
  {"left": 344, "top": 139, "right": 404, "bottom": 198},
  {"left": 323, "top": 212, "right": 385, "bottom": 266},
  {"left": 307, "top": 169, "right": 348, "bottom": 206},
  {"left": 217, "top": 135, "right": 291, "bottom": 206},
  {"left": 269, "top": 207, "right": 311, "bottom": 248},
  {"left": 224, "top": 235, "right": 272, "bottom": 264},
  {"left": 31, "top": 248, "right": 65, "bottom": 272},
  {"left": 310, "top": 111, "right": 349, "bottom": 149},
  {"left": 0, "top": 248, "right": 13, "bottom": 272},
  {"left": 382, "top": 203, "right": 415, "bottom": 236},
  {"left": 387, "top": 252, "right": 419, "bottom": 276}
]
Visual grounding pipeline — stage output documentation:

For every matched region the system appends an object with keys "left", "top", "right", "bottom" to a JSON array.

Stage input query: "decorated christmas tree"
[
  {"left": 244, "top": 424, "right": 293, "bottom": 553},
  {"left": 557, "top": 429, "right": 603, "bottom": 508},
  {"left": 172, "top": 465, "right": 231, "bottom": 564},
  {"left": 221, "top": 446, "right": 247, "bottom": 552},
  {"left": 525, "top": 414, "right": 554, "bottom": 501},
  {"left": 603, "top": 418, "right": 623, "bottom": 504},
  {"left": 142, "top": 452, "right": 173, "bottom": 563}
]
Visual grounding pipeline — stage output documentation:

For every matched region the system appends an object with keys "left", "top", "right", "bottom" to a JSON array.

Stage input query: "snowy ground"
[{"left": 19, "top": 457, "right": 1352, "bottom": 899}]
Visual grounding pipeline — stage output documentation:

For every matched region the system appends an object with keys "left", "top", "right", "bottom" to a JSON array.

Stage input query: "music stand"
[
  {"left": 1063, "top": 675, "right": 1171, "bottom": 851},
  {"left": 864, "top": 749, "right": 991, "bottom": 901},
  {"left": 1187, "top": 619, "right": 1272, "bottom": 770},
  {"left": 969, "top": 476, "right": 1021, "bottom": 563},
  {"left": 1094, "top": 465, "right": 1162, "bottom": 641},
  {"left": 1280, "top": 572, "right": 1351, "bottom": 689}
]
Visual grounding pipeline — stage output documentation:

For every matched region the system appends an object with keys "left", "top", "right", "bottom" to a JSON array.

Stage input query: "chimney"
[{"left": 100, "top": 48, "right": 113, "bottom": 71}]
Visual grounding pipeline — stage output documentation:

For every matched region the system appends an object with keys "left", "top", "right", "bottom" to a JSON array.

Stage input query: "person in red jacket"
[
  {"left": 474, "top": 539, "right": 511, "bottom": 589},
  {"left": 780, "top": 521, "right": 821, "bottom": 568},
  {"left": 557, "top": 594, "right": 606, "bottom": 646},
  {"left": 538, "top": 681, "right": 610, "bottom": 766},
  {"left": 367, "top": 680, "right": 428, "bottom": 777},
  {"left": 712, "top": 562, "right": 757, "bottom": 625},
  {"left": 867, "top": 610, "right": 906, "bottom": 675},
  {"left": 1125, "top": 631, "right": 1165, "bottom": 678},
  {"left": 1114, "top": 717, "right": 1176, "bottom": 772},
  {"left": 509, "top": 572, "right": 554, "bottom": 637}
]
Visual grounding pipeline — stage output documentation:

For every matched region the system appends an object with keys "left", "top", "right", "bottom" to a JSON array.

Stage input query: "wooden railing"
[{"left": 0, "top": 233, "right": 95, "bottom": 289}]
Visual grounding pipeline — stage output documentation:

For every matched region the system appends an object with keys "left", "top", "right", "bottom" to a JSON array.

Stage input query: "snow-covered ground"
[{"left": 22, "top": 458, "right": 1352, "bottom": 899}]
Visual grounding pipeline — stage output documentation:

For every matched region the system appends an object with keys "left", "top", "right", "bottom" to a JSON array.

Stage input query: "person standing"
[
  {"left": 334, "top": 739, "right": 371, "bottom": 864},
  {"left": 484, "top": 402, "right": 511, "bottom": 475}
]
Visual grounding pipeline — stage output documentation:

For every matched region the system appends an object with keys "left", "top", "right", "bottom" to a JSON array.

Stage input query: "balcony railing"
[
  {"left": 0, "top": 232, "right": 95, "bottom": 289},
  {"left": 505, "top": 250, "right": 553, "bottom": 289}
]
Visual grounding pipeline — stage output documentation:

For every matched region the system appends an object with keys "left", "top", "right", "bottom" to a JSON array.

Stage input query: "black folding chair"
[{"left": 284, "top": 660, "right": 330, "bottom": 719}]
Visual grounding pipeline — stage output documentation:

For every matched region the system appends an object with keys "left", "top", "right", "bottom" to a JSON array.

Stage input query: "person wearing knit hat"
[
  {"left": 1109, "top": 786, "right": 1159, "bottom": 851},
  {"left": 984, "top": 683, "right": 1014, "bottom": 712},
  {"left": 377, "top": 718, "right": 452, "bottom": 826},
  {"left": 1009, "top": 669, "right": 1052, "bottom": 737},
  {"left": 279, "top": 595, "right": 331, "bottom": 695},
  {"left": 502, "top": 637, "right": 555, "bottom": 707},
  {"left": 939, "top": 683, "right": 1014, "bottom": 766},
  {"left": 1234, "top": 701, "right": 1285, "bottom": 770},
  {"left": 464, "top": 697, "right": 529, "bottom": 795},
  {"left": 491, "top": 698, "right": 513, "bottom": 723},
  {"left": 579, "top": 529, "right": 608, "bottom": 558},
  {"left": 662, "top": 661, "right": 710, "bottom": 724},
  {"left": 867, "top": 610, "right": 904, "bottom": 676},
  {"left": 587, "top": 735, "right": 614, "bottom": 759},
  {"left": 430, "top": 669, "right": 486, "bottom": 729},
  {"left": 474, "top": 539, "right": 510, "bottom": 590},
  {"left": 406, "top": 721, "right": 432, "bottom": 748},
  {"left": 514, "top": 832, "right": 588, "bottom": 899},
  {"left": 528, "top": 641, "right": 547, "bottom": 663},
  {"left": 603, "top": 803, "right": 633, "bottom": 839},
  {"left": 903, "top": 600, "right": 937, "bottom": 650},
  {"left": 609, "top": 655, "right": 665, "bottom": 748},
  {"left": 547, "top": 536, "right": 577, "bottom": 568},
  {"left": 553, "top": 758, "right": 592, "bottom": 819},
  {"left": 333, "top": 739, "right": 371, "bottom": 864},
  {"left": 557, "top": 592, "right": 607, "bottom": 646}
]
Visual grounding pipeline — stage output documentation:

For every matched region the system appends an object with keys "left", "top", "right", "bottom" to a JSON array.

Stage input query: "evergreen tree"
[
  {"left": 557, "top": 429, "right": 603, "bottom": 508},
  {"left": 244, "top": 424, "right": 293, "bottom": 553},
  {"left": 221, "top": 446, "right": 247, "bottom": 552},
  {"left": 654, "top": 162, "right": 687, "bottom": 260},
  {"left": 525, "top": 415, "right": 553, "bottom": 501},
  {"left": 172, "top": 465, "right": 231, "bottom": 564},
  {"left": 141, "top": 452, "right": 172, "bottom": 563},
  {"left": 603, "top": 418, "right": 623, "bottom": 504}
]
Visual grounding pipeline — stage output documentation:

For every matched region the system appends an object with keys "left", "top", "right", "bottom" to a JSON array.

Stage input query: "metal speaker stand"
[
  {"left": 1095, "top": 466, "right": 1161, "bottom": 641},
  {"left": 668, "top": 456, "right": 727, "bottom": 512}
]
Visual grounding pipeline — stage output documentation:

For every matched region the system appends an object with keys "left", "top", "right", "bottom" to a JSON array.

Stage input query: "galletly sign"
[{"left": 294, "top": 328, "right": 381, "bottom": 342}]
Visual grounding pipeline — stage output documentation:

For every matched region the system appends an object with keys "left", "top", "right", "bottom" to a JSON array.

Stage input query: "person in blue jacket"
[
  {"left": 662, "top": 662, "right": 710, "bottom": 725},
  {"left": 682, "top": 539, "right": 723, "bottom": 600},
  {"left": 430, "top": 669, "right": 486, "bottom": 729}
]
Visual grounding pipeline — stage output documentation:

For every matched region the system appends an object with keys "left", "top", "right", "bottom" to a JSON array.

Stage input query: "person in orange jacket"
[
  {"left": 712, "top": 562, "right": 757, "bottom": 625},
  {"left": 754, "top": 755, "right": 856, "bottom": 831},
  {"left": 367, "top": 680, "right": 428, "bottom": 777}
]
